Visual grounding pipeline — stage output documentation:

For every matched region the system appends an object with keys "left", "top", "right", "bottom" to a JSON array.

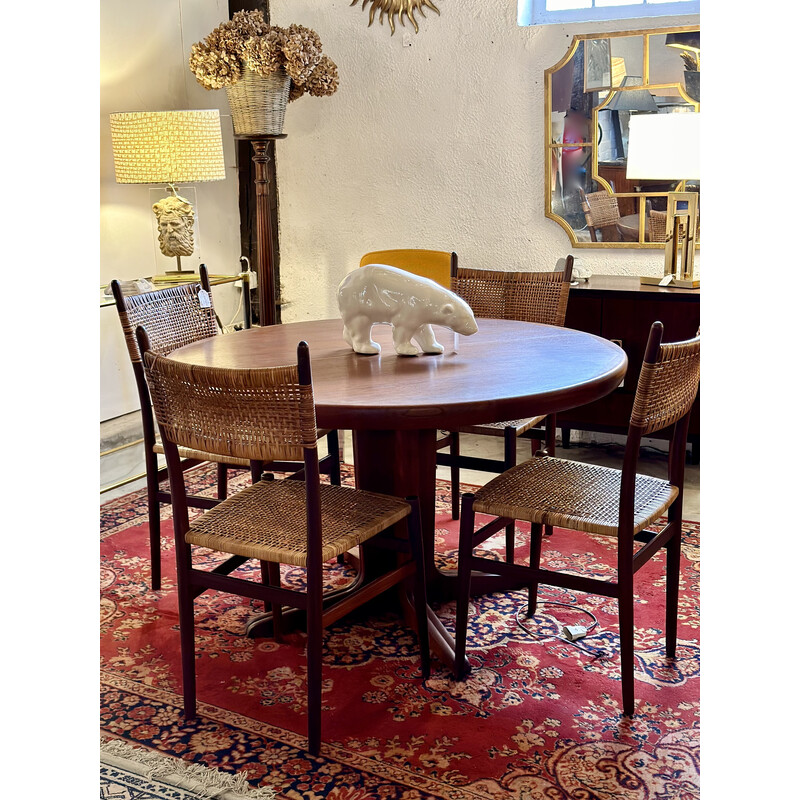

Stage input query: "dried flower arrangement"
[{"left": 189, "top": 10, "right": 338, "bottom": 101}]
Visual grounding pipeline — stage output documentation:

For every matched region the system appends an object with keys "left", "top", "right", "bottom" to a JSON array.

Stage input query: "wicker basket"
[{"left": 226, "top": 67, "right": 290, "bottom": 136}]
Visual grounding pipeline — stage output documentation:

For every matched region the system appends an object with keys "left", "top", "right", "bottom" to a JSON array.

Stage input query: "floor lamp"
[
  {"left": 110, "top": 110, "right": 226, "bottom": 280},
  {"left": 625, "top": 113, "right": 701, "bottom": 288}
]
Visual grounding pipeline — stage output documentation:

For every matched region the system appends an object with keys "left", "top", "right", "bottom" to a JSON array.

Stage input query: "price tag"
[
  {"left": 197, "top": 289, "right": 211, "bottom": 308},
  {"left": 659, "top": 274, "right": 675, "bottom": 287}
]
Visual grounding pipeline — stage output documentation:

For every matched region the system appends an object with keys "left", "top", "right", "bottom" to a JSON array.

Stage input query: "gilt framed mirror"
[{"left": 545, "top": 25, "right": 700, "bottom": 249}]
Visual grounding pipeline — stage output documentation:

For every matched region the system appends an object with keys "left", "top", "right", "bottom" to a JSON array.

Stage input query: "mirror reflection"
[{"left": 546, "top": 27, "right": 700, "bottom": 248}]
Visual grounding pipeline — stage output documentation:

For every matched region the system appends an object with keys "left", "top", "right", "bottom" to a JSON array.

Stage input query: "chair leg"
[
  {"left": 665, "top": 525, "right": 682, "bottom": 659},
  {"left": 306, "top": 578, "right": 323, "bottom": 756},
  {"left": 534, "top": 424, "right": 555, "bottom": 538},
  {"left": 618, "top": 553, "right": 636, "bottom": 716},
  {"left": 250, "top": 461, "right": 262, "bottom": 484},
  {"left": 327, "top": 429, "right": 341, "bottom": 486},
  {"left": 406, "top": 496, "right": 430, "bottom": 679},
  {"left": 545, "top": 414, "right": 557, "bottom": 456},
  {"left": 216, "top": 463, "right": 228, "bottom": 500},
  {"left": 176, "top": 570, "right": 197, "bottom": 720},
  {"left": 450, "top": 431, "right": 460, "bottom": 521},
  {"left": 504, "top": 428, "right": 517, "bottom": 563},
  {"left": 454, "top": 494, "right": 476, "bottom": 681},
  {"left": 262, "top": 561, "right": 284, "bottom": 642},
  {"left": 526, "top": 523, "right": 543, "bottom": 617},
  {"left": 145, "top": 453, "right": 162, "bottom": 591}
]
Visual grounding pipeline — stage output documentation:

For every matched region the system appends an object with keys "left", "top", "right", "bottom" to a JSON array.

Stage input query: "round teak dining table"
[{"left": 170, "top": 317, "right": 628, "bottom": 670}]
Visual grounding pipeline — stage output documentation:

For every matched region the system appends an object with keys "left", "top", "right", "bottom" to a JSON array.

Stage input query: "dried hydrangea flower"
[
  {"left": 189, "top": 12, "right": 338, "bottom": 98},
  {"left": 282, "top": 26, "right": 323, "bottom": 85},
  {"left": 242, "top": 29, "right": 287, "bottom": 77},
  {"left": 304, "top": 55, "right": 339, "bottom": 97}
]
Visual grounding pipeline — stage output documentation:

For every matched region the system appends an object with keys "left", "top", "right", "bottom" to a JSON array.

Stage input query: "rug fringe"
[{"left": 101, "top": 737, "right": 276, "bottom": 799}]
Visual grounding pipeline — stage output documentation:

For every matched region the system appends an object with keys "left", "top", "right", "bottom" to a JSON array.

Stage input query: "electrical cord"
[{"left": 513, "top": 597, "right": 610, "bottom": 659}]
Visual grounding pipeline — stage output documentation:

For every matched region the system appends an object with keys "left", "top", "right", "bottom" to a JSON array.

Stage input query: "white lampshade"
[
  {"left": 110, "top": 110, "right": 226, "bottom": 184},
  {"left": 625, "top": 113, "right": 700, "bottom": 180}
]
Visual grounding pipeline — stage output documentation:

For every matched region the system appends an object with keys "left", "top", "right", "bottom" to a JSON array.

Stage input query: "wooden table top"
[{"left": 170, "top": 318, "right": 628, "bottom": 431}]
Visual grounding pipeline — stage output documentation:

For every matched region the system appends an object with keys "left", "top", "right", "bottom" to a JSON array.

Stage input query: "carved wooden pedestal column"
[{"left": 237, "top": 134, "right": 287, "bottom": 326}]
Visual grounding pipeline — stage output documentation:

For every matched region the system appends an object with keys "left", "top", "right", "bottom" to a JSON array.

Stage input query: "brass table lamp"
[{"left": 626, "top": 113, "right": 700, "bottom": 288}]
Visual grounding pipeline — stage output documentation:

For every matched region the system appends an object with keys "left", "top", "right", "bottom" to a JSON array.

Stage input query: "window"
[{"left": 519, "top": 0, "right": 700, "bottom": 26}]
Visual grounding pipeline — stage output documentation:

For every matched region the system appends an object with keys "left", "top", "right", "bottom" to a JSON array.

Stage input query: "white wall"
[
  {"left": 100, "top": 0, "right": 243, "bottom": 421},
  {"left": 99, "top": 1, "right": 700, "bottom": 418},
  {"left": 267, "top": 1, "right": 699, "bottom": 322}
]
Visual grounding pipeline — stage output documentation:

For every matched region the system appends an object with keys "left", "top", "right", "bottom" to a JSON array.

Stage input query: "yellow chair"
[{"left": 359, "top": 249, "right": 457, "bottom": 289}]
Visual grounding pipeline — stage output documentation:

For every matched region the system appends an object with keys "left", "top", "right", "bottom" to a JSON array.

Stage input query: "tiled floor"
[{"left": 101, "top": 411, "right": 699, "bottom": 519}]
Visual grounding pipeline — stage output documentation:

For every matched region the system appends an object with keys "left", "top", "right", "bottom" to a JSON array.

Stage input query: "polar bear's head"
[{"left": 437, "top": 297, "right": 478, "bottom": 336}]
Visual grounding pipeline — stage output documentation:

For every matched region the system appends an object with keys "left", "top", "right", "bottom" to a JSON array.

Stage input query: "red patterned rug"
[{"left": 101, "top": 465, "right": 699, "bottom": 799}]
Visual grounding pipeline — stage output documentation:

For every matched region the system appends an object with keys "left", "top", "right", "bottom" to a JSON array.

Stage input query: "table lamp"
[
  {"left": 626, "top": 113, "right": 700, "bottom": 288},
  {"left": 109, "top": 110, "right": 226, "bottom": 277}
]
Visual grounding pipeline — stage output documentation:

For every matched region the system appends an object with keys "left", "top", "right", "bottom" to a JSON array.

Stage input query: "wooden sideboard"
[{"left": 560, "top": 275, "right": 700, "bottom": 461}]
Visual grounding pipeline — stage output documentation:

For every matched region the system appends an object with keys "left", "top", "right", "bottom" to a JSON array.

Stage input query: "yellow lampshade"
[{"left": 109, "top": 110, "right": 226, "bottom": 184}]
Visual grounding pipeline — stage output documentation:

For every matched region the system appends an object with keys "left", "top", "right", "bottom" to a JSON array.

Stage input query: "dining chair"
[
  {"left": 136, "top": 328, "right": 430, "bottom": 755},
  {"left": 110, "top": 266, "right": 341, "bottom": 590},
  {"left": 445, "top": 259, "right": 573, "bottom": 541},
  {"left": 453, "top": 322, "right": 700, "bottom": 717},
  {"left": 578, "top": 188, "right": 623, "bottom": 242},
  {"left": 358, "top": 248, "right": 456, "bottom": 288}
]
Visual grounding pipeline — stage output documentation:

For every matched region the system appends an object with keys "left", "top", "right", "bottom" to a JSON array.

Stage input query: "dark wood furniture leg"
[
  {"left": 352, "top": 428, "right": 532, "bottom": 673},
  {"left": 503, "top": 426, "right": 517, "bottom": 562}
]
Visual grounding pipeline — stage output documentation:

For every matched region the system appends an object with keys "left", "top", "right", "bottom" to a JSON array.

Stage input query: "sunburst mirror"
[{"left": 350, "top": 0, "right": 441, "bottom": 35}]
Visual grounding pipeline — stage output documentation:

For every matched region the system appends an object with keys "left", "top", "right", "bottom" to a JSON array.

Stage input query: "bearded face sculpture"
[{"left": 153, "top": 194, "right": 195, "bottom": 257}]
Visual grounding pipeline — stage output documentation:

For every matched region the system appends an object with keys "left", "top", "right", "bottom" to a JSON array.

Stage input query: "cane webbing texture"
[
  {"left": 116, "top": 282, "right": 217, "bottom": 364},
  {"left": 154, "top": 429, "right": 332, "bottom": 465},
  {"left": 152, "top": 433, "right": 253, "bottom": 468},
  {"left": 452, "top": 268, "right": 571, "bottom": 327},
  {"left": 647, "top": 210, "right": 688, "bottom": 244},
  {"left": 144, "top": 353, "right": 319, "bottom": 463},
  {"left": 581, "top": 191, "right": 620, "bottom": 228},
  {"left": 457, "top": 415, "right": 546, "bottom": 437},
  {"left": 631, "top": 335, "right": 700, "bottom": 436},
  {"left": 473, "top": 456, "right": 678, "bottom": 537},
  {"left": 186, "top": 479, "right": 410, "bottom": 567},
  {"left": 648, "top": 210, "right": 668, "bottom": 243}
]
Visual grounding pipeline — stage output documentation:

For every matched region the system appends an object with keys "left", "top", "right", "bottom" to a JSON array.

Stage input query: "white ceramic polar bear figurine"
[{"left": 337, "top": 264, "right": 479, "bottom": 356}]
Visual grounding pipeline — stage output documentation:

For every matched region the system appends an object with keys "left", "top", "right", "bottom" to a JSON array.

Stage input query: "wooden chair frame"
[
  {"left": 440, "top": 258, "right": 574, "bottom": 537},
  {"left": 137, "top": 330, "right": 430, "bottom": 755},
  {"left": 110, "top": 266, "right": 341, "bottom": 590},
  {"left": 454, "top": 322, "right": 700, "bottom": 716}
]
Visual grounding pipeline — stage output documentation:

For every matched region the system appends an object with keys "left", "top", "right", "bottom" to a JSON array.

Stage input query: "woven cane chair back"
[
  {"left": 452, "top": 267, "right": 572, "bottom": 326},
  {"left": 648, "top": 209, "right": 668, "bottom": 243},
  {"left": 580, "top": 190, "right": 620, "bottom": 228},
  {"left": 630, "top": 330, "right": 700, "bottom": 437},
  {"left": 117, "top": 282, "right": 217, "bottom": 365},
  {"left": 648, "top": 208, "right": 690, "bottom": 245},
  {"left": 359, "top": 249, "right": 456, "bottom": 289},
  {"left": 143, "top": 350, "right": 318, "bottom": 464}
]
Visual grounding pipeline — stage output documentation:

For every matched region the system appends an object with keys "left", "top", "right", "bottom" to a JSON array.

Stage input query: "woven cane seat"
[
  {"left": 473, "top": 455, "right": 679, "bottom": 537},
  {"left": 186, "top": 479, "right": 411, "bottom": 567},
  {"left": 457, "top": 415, "right": 546, "bottom": 437}
]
